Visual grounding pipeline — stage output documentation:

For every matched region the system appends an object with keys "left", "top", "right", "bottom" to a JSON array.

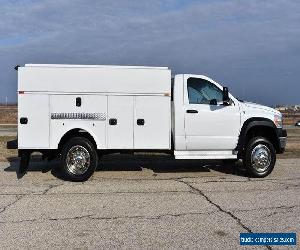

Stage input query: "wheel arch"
[
  {"left": 236, "top": 117, "right": 280, "bottom": 154},
  {"left": 58, "top": 128, "right": 98, "bottom": 152}
]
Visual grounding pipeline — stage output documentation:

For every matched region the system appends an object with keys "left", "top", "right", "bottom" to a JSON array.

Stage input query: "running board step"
[{"left": 174, "top": 150, "right": 237, "bottom": 160}]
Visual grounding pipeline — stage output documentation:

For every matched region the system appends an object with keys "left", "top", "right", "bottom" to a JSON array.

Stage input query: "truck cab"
[
  {"left": 7, "top": 64, "right": 287, "bottom": 181},
  {"left": 173, "top": 74, "right": 241, "bottom": 156},
  {"left": 173, "top": 74, "right": 286, "bottom": 175}
]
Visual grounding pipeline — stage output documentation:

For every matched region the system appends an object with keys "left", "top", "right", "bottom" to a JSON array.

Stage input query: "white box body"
[{"left": 18, "top": 64, "right": 171, "bottom": 150}]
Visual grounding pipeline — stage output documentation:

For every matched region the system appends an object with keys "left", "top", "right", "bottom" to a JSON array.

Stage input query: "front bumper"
[{"left": 277, "top": 129, "right": 287, "bottom": 154}]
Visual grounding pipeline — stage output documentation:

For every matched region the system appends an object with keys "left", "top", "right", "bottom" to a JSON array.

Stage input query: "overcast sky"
[{"left": 0, "top": 0, "right": 299, "bottom": 105}]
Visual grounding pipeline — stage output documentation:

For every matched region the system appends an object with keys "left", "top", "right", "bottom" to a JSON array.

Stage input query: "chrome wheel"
[
  {"left": 66, "top": 145, "right": 91, "bottom": 175},
  {"left": 251, "top": 144, "right": 271, "bottom": 172}
]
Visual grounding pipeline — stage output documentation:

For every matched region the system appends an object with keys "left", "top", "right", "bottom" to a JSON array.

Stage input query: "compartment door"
[
  {"left": 134, "top": 96, "right": 171, "bottom": 149},
  {"left": 107, "top": 96, "right": 134, "bottom": 149},
  {"left": 18, "top": 94, "right": 50, "bottom": 149}
]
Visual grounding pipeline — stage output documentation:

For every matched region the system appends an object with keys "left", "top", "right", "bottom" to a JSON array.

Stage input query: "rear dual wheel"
[{"left": 60, "top": 137, "right": 98, "bottom": 182}]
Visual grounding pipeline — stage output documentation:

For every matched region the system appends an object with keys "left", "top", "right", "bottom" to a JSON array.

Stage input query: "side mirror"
[{"left": 223, "top": 87, "right": 230, "bottom": 105}]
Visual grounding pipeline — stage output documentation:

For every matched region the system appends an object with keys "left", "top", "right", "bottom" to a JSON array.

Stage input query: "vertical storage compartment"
[
  {"left": 134, "top": 96, "right": 171, "bottom": 149},
  {"left": 49, "top": 95, "right": 107, "bottom": 149},
  {"left": 18, "top": 94, "right": 50, "bottom": 149},
  {"left": 107, "top": 96, "right": 134, "bottom": 149}
]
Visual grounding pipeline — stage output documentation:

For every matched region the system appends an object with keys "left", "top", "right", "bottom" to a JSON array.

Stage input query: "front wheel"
[
  {"left": 243, "top": 137, "right": 276, "bottom": 178},
  {"left": 60, "top": 137, "right": 98, "bottom": 182}
]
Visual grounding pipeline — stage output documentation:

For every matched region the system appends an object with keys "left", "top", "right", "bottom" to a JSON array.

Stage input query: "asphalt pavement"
[{"left": 0, "top": 156, "right": 299, "bottom": 249}]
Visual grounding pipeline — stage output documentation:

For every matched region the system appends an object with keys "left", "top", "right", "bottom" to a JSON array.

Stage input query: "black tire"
[
  {"left": 60, "top": 137, "right": 98, "bottom": 182},
  {"left": 243, "top": 137, "right": 276, "bottom": 178}
]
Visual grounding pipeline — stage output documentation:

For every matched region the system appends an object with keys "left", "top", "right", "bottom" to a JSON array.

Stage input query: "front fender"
[{"left": 236, "top": 117, "right": 277, "bottom": 153}]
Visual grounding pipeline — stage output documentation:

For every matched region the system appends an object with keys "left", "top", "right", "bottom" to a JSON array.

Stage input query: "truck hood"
[{"left": 241, "top": 101, "right": 281, "bottom": 115}]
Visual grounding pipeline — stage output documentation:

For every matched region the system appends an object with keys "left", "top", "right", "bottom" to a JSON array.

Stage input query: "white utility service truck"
[{"left": 7, "top": 64, "right": 287, "bottom": 181}]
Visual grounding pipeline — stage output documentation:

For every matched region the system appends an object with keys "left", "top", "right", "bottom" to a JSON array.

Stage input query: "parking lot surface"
[{"left": 0, "top": 156, "right": 299, "bottom": 249}]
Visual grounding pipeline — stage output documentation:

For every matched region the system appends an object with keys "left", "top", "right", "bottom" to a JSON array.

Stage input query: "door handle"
[
  {"left": 137, "top": 119, "right": 145, "bottom": 126},
  {"left": 109, "top": 118, "right": 117, "bottom": 125},
  {"left": 186, "top": 110, "right": 198, "bottom": 113},
  {"left": 20, "top": 117, "right": 28, "bottom": 124}
]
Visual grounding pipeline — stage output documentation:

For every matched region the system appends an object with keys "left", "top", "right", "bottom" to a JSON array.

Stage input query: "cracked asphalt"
[{"left": 0, "top": 156, "right": 299, "bottom": 249}]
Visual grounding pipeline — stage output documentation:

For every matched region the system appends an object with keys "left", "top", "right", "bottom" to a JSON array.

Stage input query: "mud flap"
[
  {"left": 6, "top": 139, "right": 18, "bottom": 149},
  {"left": 18, "top": 150, "right": 31, "bottom": 174}
]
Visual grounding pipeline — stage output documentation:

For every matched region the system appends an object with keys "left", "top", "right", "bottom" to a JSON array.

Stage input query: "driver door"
[{"left": 184, "top": 76, "right": 241, "bottom": 151}]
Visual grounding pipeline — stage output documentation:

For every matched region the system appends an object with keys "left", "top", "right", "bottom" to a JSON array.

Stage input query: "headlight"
[{"left": 274, "top": 114, "right": 283, "bottom": 128}]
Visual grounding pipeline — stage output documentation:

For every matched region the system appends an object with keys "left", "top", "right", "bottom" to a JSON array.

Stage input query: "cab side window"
[{"left": 187, "top": 77, "right": 223, "bottom": 104}]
